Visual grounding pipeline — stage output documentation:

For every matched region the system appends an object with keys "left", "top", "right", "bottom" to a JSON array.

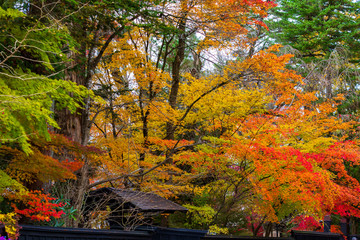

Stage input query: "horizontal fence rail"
[
  {"left": 202, "top": 236, "right": 293, "bottom": 240},
  {"left": 19, "top": 225, "right": 153, "bottom": 240},
  {"left": 291, "top": 230, "right": 341, "bottom": 240},
  {"left": 202, "top": 230, "right": 343, "bottom": 240},
  {"left": 18, "top": 225, "right": 344, "bottom": 240},
  {"left": 349, "top": 236, "right": 360, "bottom": 240},
  {"left": 153, "top": 227, "right": 207, "bottom": 240}
]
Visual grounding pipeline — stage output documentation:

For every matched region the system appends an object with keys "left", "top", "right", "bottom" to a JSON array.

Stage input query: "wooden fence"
[
  {"left": 19, "top": 225, "right": 208, "bottom": 240},
  {"left": 18, "top": 225, "right": 152, "bottom": 240},
  {"left": 291, "top": 230, "right": 341, "bottom": 240},
  {"left": 202, "top": 236, "right": 293, "bottom": 240},
  {"left": 18, "top": 225, "right": 343, "bottom": 240}
]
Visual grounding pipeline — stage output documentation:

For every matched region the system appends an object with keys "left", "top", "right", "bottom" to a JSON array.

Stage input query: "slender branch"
[{"left": 87, "top": 141, "right": 201, "bottom": 189}]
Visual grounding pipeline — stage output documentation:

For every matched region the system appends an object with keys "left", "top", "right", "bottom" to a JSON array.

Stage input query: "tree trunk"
[
  {"left": 53, "top": 21, "right": 92, "bottom": 226},
  {"left": 165, "top": 13, "right": 187, "bottom": 141}
]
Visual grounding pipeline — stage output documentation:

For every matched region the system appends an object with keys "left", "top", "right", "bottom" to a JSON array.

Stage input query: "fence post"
[
  {"left": 340, "top": 218, "right": 349, "bottom": 239},
  {"left": 0, "top": 224, "right": 9, "bottom": 239},
  {"left": 324, "top": 215, "right": 331, "bottom": 232}
]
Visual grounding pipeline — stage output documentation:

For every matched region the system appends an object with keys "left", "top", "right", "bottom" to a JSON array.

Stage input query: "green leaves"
[
  {"left": 0, "top": 6, "right": 91, "bottom": 153},
  {"left": 268, "top": 0, "right": 360, "bottom": 61},
  {"left": 183, "top": 204, "right": 216, "bottom": 229},
  {"left": 0, "top": 170, "right": 24, "bottom": 193}
]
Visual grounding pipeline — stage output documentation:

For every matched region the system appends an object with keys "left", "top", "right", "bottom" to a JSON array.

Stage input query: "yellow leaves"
[
  {"left": 183, "top": 204, "right": 216, "bottom": 229},
  {"left": 0, "top": 169, "right": 25, "bottom": 194},
  {"left": 180, "top": 0, "right": 276, "bottom": 54},
  {"left": 208, "top": 225, "right": 229, "bottom": 235},
  {"left": 147, "top": 102, "right": 179, "bottom": 126},
  {"left": 300, "top": 137, "right": 336, "bottom": 153},
  {"left": 93, "top": 137, "right": 140, "bottom": 174},
  {"left": 148, "top": 137, "right": 193, "bottom": 151},
  {"left": 0, "top": 212, "right": 18, "bottom": 239},
  {"left": 179, "top": 74, "right": 270, "bottom": 132}
]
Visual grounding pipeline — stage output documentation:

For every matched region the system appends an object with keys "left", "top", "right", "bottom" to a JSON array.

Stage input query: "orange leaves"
[
  {"left": 1, "top": 133, "right": 90, "bottom": 185},
  {"left": 0, "top": 132, "right": 94, "bottom": 233},
  {"left": 308, "top": 141, "right": 360, "bottom": 217},
  {"left": 193, "top": 0, "right": 276, "bottom": 52},
  {"left": 314, "top": 141, "right": 360, "bottom": 186},
  {"left": 183, "top": 55, "right": 360, "bottom": 222},
  {"left": 330, "top": 225, "right": 346, "bottom": 238},
  {"left": 252, "top": 20, "right": 269, "bottom": 31},
  {"left": 148, "top": 137, "right": 194, "bottom": 151},
  {"left": 3, "top": 146, "right": 76, "bottom": 183},
  {"left": 62, "top": 159, "right": 84, "bottom": 173},
  {"left": 222, "top": 108, "right": 360, "bottom": 220}
]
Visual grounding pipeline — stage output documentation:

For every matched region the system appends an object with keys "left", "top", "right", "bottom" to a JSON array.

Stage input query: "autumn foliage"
[
  {"left": 91, "top": 34, "right": 360, "bottom": 228},
  {"left": 291, "top": 215, "right": 323, "bottom": 232},
  {"left": 2, "top": 0, "right": 360, "bottom": 236},
  {"left": 10, "top": 191, "right": 64, "bottom": 222},
  {"left": 0, "top": 133, "right": 95, "bottom": 232}
]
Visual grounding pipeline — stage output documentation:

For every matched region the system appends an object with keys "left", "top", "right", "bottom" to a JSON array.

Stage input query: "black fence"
[
  {"left": 18, "top": 225, "right": 344, "bottom": 240},
  {"left": 291, "top": 230, "right": 341, "bottom": 240},
  {"left": 153, "top": 227, "right": 207, "bottom": 240},
  {"left": 201, "top": 230, "right": 342, "bottom": 240},
  {"left": 19, "top": 225, "right": 152, "bottom": 240},
  {"left": 19, "top": 225, "right": 207, "bottom": 240},
  {"left": 349, "top": 236, "right": 360, "bottom": 240},
  {"left": 202, "top": 236, "right": 293, "bottom": 240}
]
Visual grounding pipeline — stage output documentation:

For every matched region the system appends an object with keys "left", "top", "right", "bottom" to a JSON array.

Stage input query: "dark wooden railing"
[
  {"left": 291, "top": 230, "right": 341, "bottom": 240},
  {"left": 18, "top": 225, "right": 343, "bottom": 240},
  {"left": 202, "top": 235, "right": 293, "bottom": 240},
  {"left": 19, "top": 225, "right": 152, "bottom": 240}
]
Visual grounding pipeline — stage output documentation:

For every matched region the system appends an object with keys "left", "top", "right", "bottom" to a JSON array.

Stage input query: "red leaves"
[
  {"left": 62, "top": 159, "right": 84, "bottom": 173},
  {"left": 253, "top": 20, "right": 269, "bottom": 31},
  {"left": 291, "top": 215, "right": 322, "bottom": 232},
  {"left": 225, "top": 134, "right": 360, "bottom": 220},
  {"left": 10, "top": 191, "right": 65, "bottom": 222},
  {"left": 246, "top": 214, "right": 265, "bottom": 236},
  {"left": 330, "top": 225, "right": 346, "bottom": 239}
]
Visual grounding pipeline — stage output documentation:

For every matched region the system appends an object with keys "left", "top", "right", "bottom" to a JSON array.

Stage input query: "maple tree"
[
  {"left": 170, "top": 48, "right": 360, "bottom": 234},
  {"left": 89, "top": 9, "right": 360, "bottom": 234},
  {"left": 87, "top": 1, "right": 276, "bottom": 204},
  {"left": 10, "top": 191, "right": 65, "bottom": 222},
  {"left": 265, "top": 0, "right": 360, "bottom": 233}
]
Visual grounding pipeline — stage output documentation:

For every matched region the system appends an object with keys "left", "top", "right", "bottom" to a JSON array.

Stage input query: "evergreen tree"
[
  {"left": 0, "top": 3, "right": 88, "bottom": 153},
  {"left": 267, "top": 0, "right": 360, "bottom": 101},
  {"left": 269, "top": 0, "right": 360, "bottom": 62}
]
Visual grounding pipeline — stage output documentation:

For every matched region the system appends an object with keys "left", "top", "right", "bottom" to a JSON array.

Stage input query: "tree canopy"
[{"left": 1, "top": 0, "right": 360, "bottom": 237}]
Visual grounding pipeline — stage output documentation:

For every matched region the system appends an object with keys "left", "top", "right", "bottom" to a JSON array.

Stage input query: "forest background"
[{"left": 1, "top": 0, "right": 360, "bottom": 238}]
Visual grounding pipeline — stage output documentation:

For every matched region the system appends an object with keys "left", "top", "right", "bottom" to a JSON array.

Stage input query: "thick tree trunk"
[
  {"left": 53, "top": 20, "right": 94, "bottom": 225},
  {"left": 56, "top": 40, "right": 90, "bottom": 144},
  {"left": 54, "top": 46, "right": 91, "bottom": 227},
  {"left": 165, "top": 15, "right": 187, "bottom": 141}
]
